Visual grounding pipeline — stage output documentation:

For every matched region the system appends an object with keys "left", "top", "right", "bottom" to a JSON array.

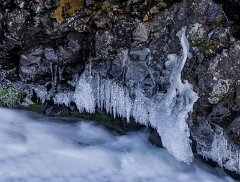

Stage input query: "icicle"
[
  {"left": 121, "top": 49, "right": 128, "bottom": 67},
  {"left": 218, "top": 141, "right": 222, "bottom": 167},
  {"left": 58, "top": 66, "right": 64, "bottom": 81},
  {"left": 238, "top": 151, "right": 240, "bottom": 172},
  {"left": 50, "top": 62, "right": 53, "bottom": 82},
  {"left": 53, "top": 92, "right": 73, "bottom": 107},
  {"left": 105, "top": 79, "right": 111, "bottom": 114},
  {"left": 53, "top": 65, "right": 58, "bottom": 86},
  {"left": 111, "top": 82, "right": 117, "bottom": 118},
  {"left": 89, "top": 59, "right": 92, "bottom": 78},
  {"left": 150, "top": 26, "right": 198, "bottom": 163},
  {"left": 33, "top": 85, "right": 48, "bottom": 104},
  {"left": 124, "top": 87, "right": 132, "bottom": 123},
  {"left": 97, "top": 75, "right": 100, "bottom": 108},
  {"left": 229, "top": 140, "right": 232, "bottom": 162},
  {"left": 99, "top": 77, "right": 104, "bottom": 110}
]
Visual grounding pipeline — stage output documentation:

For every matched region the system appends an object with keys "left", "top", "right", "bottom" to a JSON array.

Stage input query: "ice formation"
[
  {"left": 32, "top": 84, "right": 49, "bottom": 103},
  {"left": 196, "top": 123, "right": 240, "bottom": 173},
  {"left": 53, "top": 91, "right": 74, "bottom": 107},
  {"left": 51, "top": 27, "right": 198, "bottom": 163},
  {"left": 73, "top": 74, "right": 96, "bottom": 113}
]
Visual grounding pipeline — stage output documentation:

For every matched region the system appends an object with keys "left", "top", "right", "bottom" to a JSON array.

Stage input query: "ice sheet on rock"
[{"left": 73, "top": 27, "right": 197, "bottom": 163}]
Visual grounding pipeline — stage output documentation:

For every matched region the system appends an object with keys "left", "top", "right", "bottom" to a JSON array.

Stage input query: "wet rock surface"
[{"left": 1, "top": 0, "right": 240, "bottom": 175}]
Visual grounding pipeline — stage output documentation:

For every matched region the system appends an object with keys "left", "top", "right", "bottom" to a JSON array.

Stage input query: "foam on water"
[{"left": 0, "top": 107, "right": 236, "bottom": 182}]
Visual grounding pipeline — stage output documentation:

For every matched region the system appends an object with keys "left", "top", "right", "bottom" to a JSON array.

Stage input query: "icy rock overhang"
[
  {"left": 194, "top": 121, "right": 240, "bottom": 174},
  {"left": 53, "top": 27, "right": 198, "bottom": 163}
]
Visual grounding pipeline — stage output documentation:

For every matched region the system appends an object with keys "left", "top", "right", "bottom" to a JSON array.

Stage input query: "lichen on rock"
[
  {"left": 53, "top": 0, "right": 84, "bottom": 22},
  {"left": 0, "top": 88, "right": 31, "bottom": 108}
]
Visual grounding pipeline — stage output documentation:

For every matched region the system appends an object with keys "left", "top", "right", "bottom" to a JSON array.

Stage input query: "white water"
[{"left": 0, "top": 108, "right": 236, "bottom": 182}]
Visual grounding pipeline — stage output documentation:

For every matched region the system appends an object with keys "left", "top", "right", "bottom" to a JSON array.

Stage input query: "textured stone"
[
  {"left": 132, "top": 22, "right": 149, "bottom": 42},
  {"left": 19, "top": 46, "right": 50, "bottom": 82}
]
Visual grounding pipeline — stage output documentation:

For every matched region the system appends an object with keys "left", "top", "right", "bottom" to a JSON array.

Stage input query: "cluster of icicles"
[
  {"left": 45, "top": 27, "right": 197, "bottom": 163},
  {"left": 196, "top": 124, "right": 240, "bottom": 173}
]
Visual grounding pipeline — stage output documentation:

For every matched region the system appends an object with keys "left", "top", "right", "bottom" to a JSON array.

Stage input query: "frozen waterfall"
[{"left": 53, "top": 27, "right": 198, "bottom": 163}]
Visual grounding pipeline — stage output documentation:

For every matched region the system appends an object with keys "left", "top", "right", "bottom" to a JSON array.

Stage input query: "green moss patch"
[
  {"left": 204, "top": 44, "right": 216, "bottom": 56},
  {"left": 71, "top": 111, "right": 125, "bottom": 134},
  {"left": 0, "top": 88, "right": 26, "bottom": 108},
  {"left": 28, "top": 104, "right": 45, "bottom": 114}
]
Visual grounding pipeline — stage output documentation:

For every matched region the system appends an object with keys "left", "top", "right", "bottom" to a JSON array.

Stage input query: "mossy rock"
[
  {"left": 204, "top": 44, "right": 216, "bottom": 56},
  {"left": 71, "top": 111, "right": 125, "bottom": 134},
  {"left": 28, "top": 104, "right": 45, "bottom": 114},
  {"left": 0, "top": 88, "right": 27, "bottom": 108},
  {"left": 223, "top": 93, "right": 235, "bottom": 104}
]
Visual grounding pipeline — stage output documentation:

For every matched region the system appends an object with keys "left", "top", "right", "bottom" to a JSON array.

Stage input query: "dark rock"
[
  {"left": 148, "top": 128, "right": 163, "bottom": 147},
  {"left": 19, "top": 45, "right": 49, "bottom": 81},
  {"left": 226, "top": 116, "right": 240, "bottom": 147},
  {"left": 132, "top": 22, "right": 149, "bottom": 42},
  {"left": 130, "top": 48, "right": 150, "bottom": 62},
  {"left": 125, "top": 62, "right": 149, "bottom": 82},
  {"left": 44, "top": 46, "right": 58, "bottom": 62},
  {"left": 208, "top": 102, "right": 230, "bottom": 125},
  {"left": 235, "top": 87, "right": 240, "bottom": 107},
  {"left": 45, "top": 105, "right": 68, "bottom": 117},
  {"left": 95, "top": 30, "right": 114, "bottom": 59},
  {"left": 122, "top": 118, "right": 144, "bottom": 132}
]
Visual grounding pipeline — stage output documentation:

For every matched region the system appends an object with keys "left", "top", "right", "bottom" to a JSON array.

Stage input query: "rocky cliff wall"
[{"left": 1, "top": 0, "right": 240, "bottom": 175}]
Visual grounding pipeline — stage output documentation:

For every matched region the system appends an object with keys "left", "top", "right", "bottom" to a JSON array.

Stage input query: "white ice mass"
[{"left": 51, "top": 27, "right": 199, "bottom": 163}]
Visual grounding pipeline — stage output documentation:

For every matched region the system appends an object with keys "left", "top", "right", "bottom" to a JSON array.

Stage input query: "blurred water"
[{"left": 0, "top": 107, "right": 237, "bottom": 182}]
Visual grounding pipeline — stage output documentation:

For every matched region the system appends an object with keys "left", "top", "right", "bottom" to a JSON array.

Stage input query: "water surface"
[{"left": 0, "top": 108, "right": 237, "bottom": 182}]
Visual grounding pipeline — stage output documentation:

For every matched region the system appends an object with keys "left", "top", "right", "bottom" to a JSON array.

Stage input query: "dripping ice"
[{"left": 52, "top": 27, "right": 198, "bottom": 163}]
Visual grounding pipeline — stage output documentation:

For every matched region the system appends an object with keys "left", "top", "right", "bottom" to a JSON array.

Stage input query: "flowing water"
[{"left": 0, "top": 107, "right": 237, "bottom": 182}]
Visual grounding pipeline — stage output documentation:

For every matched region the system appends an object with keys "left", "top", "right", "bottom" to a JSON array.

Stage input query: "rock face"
[{"left": 1, "top": 0, "right": 240, "bottom": 175}]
